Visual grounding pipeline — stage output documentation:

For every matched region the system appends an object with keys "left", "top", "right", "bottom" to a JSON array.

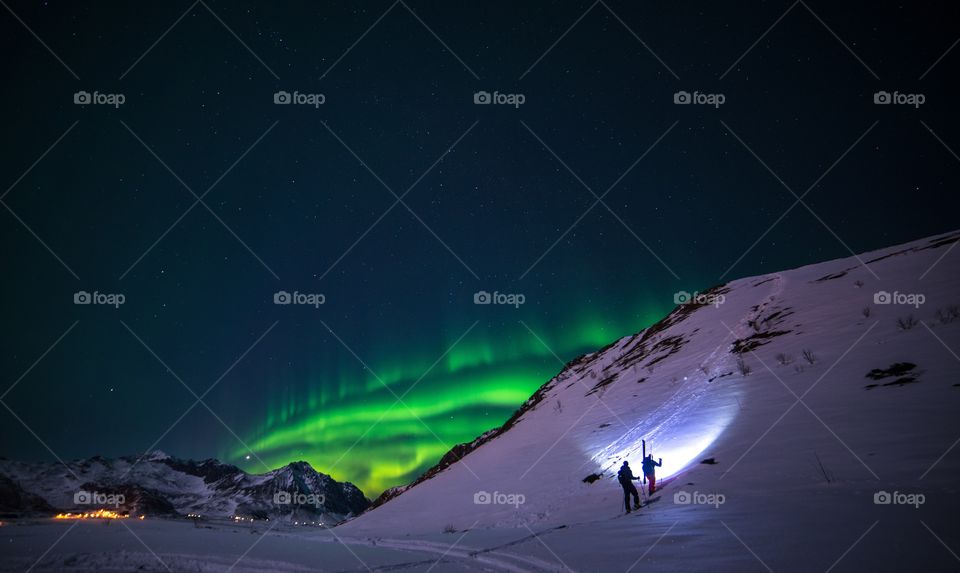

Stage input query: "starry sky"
[{"left": 1, "top": 1, "right": 957, "bottom": 497}]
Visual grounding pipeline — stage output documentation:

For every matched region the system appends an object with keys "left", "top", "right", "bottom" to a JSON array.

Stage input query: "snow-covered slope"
[
  {"left": 343, "top": 230, "right": 960, "bottom": 551},
  {"left": 0, "top": 452, "right": 369, "bottom": 523}
]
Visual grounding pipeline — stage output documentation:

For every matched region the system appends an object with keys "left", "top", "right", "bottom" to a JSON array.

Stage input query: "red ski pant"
[{"left": 647, "top": 475, "right": 656, "bottom": 495}]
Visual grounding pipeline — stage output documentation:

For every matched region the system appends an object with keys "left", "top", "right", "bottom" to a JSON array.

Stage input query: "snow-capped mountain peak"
[{"left": 0, "top": 453, "right": 370, "bottom": 523}]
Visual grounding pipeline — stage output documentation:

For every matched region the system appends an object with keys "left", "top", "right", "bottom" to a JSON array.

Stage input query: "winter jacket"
[
  {"left": 617, "top": 466, "right": 637, "bottom": 485},
  {"left": 641, "top": 457, "right": 662, "bottom": 476}
]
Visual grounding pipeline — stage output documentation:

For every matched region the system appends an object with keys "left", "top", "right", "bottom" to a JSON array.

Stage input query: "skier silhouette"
[
  {"left": 617, "top": 461, "right": 641, "bottom": 513},
  {"left": 641, "top": 454, "right": 662, "bottom": 495}
]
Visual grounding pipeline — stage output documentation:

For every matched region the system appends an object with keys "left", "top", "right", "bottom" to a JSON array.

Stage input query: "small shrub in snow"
[
  {"left": 936, "top": 305, "right": 960, "bottom": 324},
  {"left": 854, "top": 280, "right": 864, "bottom": 288},
  {"left": 775, "top": 353, "right": 793, "bottom": 366},
  {"left": 443, "top": 524, "right": 457, "bottom": 534},
  {"left": 736, "top": 356, "right": 752, "bottom": 376},
  {"left": 861, "top": 306, "right": 871, "bottom": 318},
  {"left": 802, "top": 349, "right": 816, "bottom": 365},
  {"left": 897, "top": 315, "right": 918, "bottom": 330}
]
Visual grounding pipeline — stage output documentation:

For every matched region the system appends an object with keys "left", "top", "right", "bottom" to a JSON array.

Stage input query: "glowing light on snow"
[
  {"left": 588, "top": 387, "right": 739, "bottom": 480},
  {"left": 644, "top": 422, "right": 729, "bottom": 480}
]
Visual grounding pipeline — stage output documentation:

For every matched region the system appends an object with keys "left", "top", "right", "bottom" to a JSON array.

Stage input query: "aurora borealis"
[
  {"left": 228, "top": 308, "right": 669, "bottom": 495},
  {"left": 2, "top": 1, "right": 958, "bottom": 502}
]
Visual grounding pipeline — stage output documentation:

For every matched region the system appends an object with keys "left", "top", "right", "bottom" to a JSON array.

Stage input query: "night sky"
[{"left": 1, "top": 1, "right": 957, "bottom": 496}]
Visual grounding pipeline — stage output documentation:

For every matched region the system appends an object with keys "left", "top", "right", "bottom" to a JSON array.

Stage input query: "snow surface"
[{"left": 3, "top": 231, "right": 959, "bottom": 571}]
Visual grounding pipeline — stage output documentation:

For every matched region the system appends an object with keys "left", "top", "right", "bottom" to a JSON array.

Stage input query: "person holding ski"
[
  {"left": 642, "top": 454, "right": 662, "bottom": 495},
  {"left": 617, "top": 461, "right": 641, "bottom": 513}
]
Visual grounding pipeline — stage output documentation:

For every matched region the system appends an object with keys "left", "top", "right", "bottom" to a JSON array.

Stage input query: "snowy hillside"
[
  {"left": 0, "top": 452, "right": 369, "bottom": 523},
  {"left": 336, "top": 230, "right": 960, "bottom": 570}
]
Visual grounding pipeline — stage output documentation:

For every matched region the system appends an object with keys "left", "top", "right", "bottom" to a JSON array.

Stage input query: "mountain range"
[{"left": 0, "top": 450, "right": 369, "bottom": 524}]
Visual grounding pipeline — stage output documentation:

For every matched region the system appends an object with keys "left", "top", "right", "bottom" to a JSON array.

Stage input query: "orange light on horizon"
[{"left": 54, "top": 509, "right": 130, "bottom": 520}]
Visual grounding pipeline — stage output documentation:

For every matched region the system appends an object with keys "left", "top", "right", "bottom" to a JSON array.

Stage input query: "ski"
[{"left": 642, "top": 440, "right": 647, "bottom": 485}]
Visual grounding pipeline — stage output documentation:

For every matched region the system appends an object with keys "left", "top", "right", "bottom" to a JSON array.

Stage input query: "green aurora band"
[{"left": 228, "top": 306, "right": 669, "bottom": 497}]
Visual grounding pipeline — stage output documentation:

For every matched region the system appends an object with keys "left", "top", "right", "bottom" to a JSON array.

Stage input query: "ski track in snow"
[{"left": 334, "top": 535, "right": 562, "bottom": 573}]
